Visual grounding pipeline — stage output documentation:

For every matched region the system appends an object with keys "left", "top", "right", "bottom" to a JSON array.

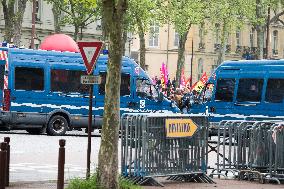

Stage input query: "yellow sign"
[{"left": 165, "top": 119, "right": 198, "bottom": 138}]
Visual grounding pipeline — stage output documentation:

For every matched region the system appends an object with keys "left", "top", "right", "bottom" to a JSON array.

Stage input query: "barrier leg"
[
  {"left": 57, "top": 139, "right": 65, "bottom": 189},
  {"left": 0, "top": 142, "right": 7, "bottom": 189},
  {"left": 4, "top": 138, "right": 9, "bottom": 187}
]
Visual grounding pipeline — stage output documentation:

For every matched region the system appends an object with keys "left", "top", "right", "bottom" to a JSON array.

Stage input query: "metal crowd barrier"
[
  {"left": 209, "top": 120, "right": 284, "bottom": 184},
  {"left": 121, "top": 113, "right": 214, "bottom": 186}
]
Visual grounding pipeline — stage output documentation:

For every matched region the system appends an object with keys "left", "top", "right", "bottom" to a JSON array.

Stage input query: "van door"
[
  {"left": 209, "top": 77, "right": 237, "bottom": 121},
  {"left": 134, "top": 77, "right": 161, "bottom": 112},
  {"left": 95, "top": 71, "right": 133, "bottom": 117},
  {"left": 235, "top": 73, "right": 265, "bottom": 118},
  {"left": 263, "top": 76, "right": 284, "bottom": 119},
  {"left": 10, "top": 65, "right": 47, "bottom": 125},
  {"left": 47, "top": 65, "right": 90, "bottom": 127}
]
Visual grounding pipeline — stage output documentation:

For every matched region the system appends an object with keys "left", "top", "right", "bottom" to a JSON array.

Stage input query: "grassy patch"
[{"left": 66, "top": 175, "right": 142, "bottom": 189}]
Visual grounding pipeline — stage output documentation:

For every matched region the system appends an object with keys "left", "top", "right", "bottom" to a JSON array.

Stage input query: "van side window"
[
  {"left": 237, "top": 78, "right": 263, "bottom": 102},
  {"left": 0, "top": 64, "right": 4, "bottom": 90},
  {"left": 51, "top": 69, "right": 88, "bottom": 94},
  {"left": 99, "top": 72, "right": 130, "bottom": 96},
  {"left": 215, "top": 79, "right": 235, "bottom": 102},
  {"left": 15, "top": 67, "right": 44, "bottom": 91},
  {"left": 265, "top": 79, "right": 284, "bottom": 103}
]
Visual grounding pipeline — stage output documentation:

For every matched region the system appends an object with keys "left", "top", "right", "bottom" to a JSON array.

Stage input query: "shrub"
[{"left": 66, "top": 175, "right": 141, "bottom": 189}]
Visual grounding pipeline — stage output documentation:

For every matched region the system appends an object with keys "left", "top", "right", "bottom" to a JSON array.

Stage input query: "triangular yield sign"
[{"left": 78, "top": 41, "right": 103, "bottom": 75}]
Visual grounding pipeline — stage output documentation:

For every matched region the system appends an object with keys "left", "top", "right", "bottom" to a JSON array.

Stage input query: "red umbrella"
[{"left": 39, "top": 34, "right": 79, "bottom": 52}]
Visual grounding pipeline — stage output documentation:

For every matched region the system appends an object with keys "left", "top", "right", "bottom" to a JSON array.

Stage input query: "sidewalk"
[
  {"left": 9, "top": 181, "right": 64, "bottom": 189},
  {"left": 8, "top": 179, "right": 284, "bottom": 189}
]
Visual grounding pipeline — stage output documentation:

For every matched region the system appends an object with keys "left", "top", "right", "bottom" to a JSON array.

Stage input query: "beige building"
[
  {"left": 0, "top": 0, "right": 102, "bottom": 48},
  {"left": 130, "top": 21, "right": 284, "bottom": 84},
  {"left": 1, "top": 1, "right": 284, "bottom": 85}
]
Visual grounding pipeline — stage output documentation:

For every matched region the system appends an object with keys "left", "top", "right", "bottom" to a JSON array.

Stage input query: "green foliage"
[
  {"left": 170, "top": 0, "right": 205, "bottom": 34},
  {"left": 125, "top": 0, "right": 158, "bottom": 33},
  {"left": 206, "top": 0, "right": 255, "bottom": 33},
  {"left": 45, "top": 0, "right": 98, "bottom": 40},
  {"left": 66, "top": 175, "right": 141, "bottom": 189},
  {"left": 158, "top": 0, "right": 206, "bottom": 34}
]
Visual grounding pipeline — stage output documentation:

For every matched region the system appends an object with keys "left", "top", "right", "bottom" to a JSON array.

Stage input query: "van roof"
[
  {"left": 1, "top": 47, "right": 150, "bottom": 79},
  {"left": 221, "top": 59, "right": 284, "bottom": 67}
]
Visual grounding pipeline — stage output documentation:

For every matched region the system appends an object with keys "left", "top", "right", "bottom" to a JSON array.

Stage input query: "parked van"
[
  {"left": 0, "top": 47, "right": 180, "bottom": 135},
  {"left": 189, "top": 60, "right": 284, "bottom": 124}
]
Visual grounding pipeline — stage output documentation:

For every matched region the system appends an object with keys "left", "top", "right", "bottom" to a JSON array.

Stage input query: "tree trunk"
[
  {"left": 137, "top": 18, "right": 146, "bottom": 70},
  {"left": 97, "top": 0, "right": 127, "bottom": 188},
  {"left": 2, "top": 0, "right": 15, "bottom": 42},
  {"left": 255, "top": 0, "right": 265, "bottom": 59},
  {"left": 256, "top": 26, "right": 265, "bottom": 59},
  {"left": 52, "top": 4, "right": 61, "bottom": 33},
  {"left": 73, "top": 25, "right": 79, "bottom": 41},
  {"left": 13, "top": 0, "right": 28, "bottom": 46},
  {"left": 138, "top": 30, "right": 146, "bottom": 70},
  {"left": 175, "top": 30, "right": 189, "bottom": 88},
  {"left": 122, "top": 30, "right": 127, "bottom": 56},
  {"left": 79, "top": 26, "right": 83, "bottom": 40},
  {"left": 217, "top": 23, "right": 228, "bottom": 65}
]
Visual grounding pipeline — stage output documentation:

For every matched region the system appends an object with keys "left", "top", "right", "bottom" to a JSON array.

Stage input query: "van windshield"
[{"left": 136, "top": 78, "right": 158, "bottom": 100}]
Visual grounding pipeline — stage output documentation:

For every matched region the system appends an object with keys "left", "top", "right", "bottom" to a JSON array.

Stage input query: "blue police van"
[
  {"left": 189, "top": 60, "right": 284, "bottom": 124},
  {"left": 0, "top": 47, "right": 180, "bottom": 135}
]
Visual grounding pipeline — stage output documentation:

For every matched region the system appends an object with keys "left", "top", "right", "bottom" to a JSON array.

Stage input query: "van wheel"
[
  {"left": 47, "top": 115, "right": 68, "bottom": 136},
  {"left": 26, "top": 127, "right": 45, "bottom": 135}
]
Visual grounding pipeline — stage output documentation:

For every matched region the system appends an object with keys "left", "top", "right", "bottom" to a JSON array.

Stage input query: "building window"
[
  {"left": 199, "top": 26, "right": 205, "bottom": 49},
  {"left": 197, "top": 58, "right": 204, "bottom": 80},
  {"left": 272, "top": 30, "right": 278, "bottom": 55},
  {"left": 34, "top": 0, "right": 41, "bottom": 21},
  {"left": 174, "top": 32, "right": 179, "bottom": 47},
  {"left": 236, "top": 29, "right": 241, "bottom": 47},
  {"left": 250, "top": 28, "right": 255, "bottom": 48},
  {"left": 148, "top": 22, "right": 159, "bottom": 47}
]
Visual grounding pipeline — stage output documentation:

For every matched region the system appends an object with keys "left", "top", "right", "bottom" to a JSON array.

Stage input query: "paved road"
[{"left": 0, "top": 130, "right": 110, "bottom": 182}]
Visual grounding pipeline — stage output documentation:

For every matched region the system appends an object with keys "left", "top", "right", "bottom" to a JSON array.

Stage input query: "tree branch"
[{"left": 269, "top": 10, "right": 284, "bottom": 24}]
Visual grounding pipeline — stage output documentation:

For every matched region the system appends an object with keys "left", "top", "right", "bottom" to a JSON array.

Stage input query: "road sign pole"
[
  {"left": 86, "top": 82, "right": 93, "bottom": 179},
  {"left": 77, "top": 41, "right": 103, "bottom": 179}
]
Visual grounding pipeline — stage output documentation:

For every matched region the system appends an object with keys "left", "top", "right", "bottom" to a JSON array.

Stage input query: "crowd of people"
[{"left": 152, "top": 76, "right": 200, "bottom": 113}]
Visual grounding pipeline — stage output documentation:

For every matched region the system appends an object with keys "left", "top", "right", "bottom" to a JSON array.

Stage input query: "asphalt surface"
[{"left": 0, "top": 130, "right": 104, "bottom": 182}]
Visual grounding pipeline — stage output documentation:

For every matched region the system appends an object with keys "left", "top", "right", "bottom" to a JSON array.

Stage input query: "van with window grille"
[
  {"left": 0, "top": 47, "right": 180, "bottom": 135},
  {"left": 189, "top": 60, "right": 284, "bottom": 124}
]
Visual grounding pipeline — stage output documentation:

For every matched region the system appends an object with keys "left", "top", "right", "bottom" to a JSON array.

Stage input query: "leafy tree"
[
  {"left": 160, "top": 0, "right": 205, "bottom": 86},
  {"left": 206, "top": 0, "right": 255, "bottom": 64},
  {"left": 97, "top": 0, "right": 127, "bottom": 188},
  {"left": 1, "top": 0, "right": 28, "bottom": 46},
  {"left": 51, "top": 1, "right": 63, "bottom": 33},
  {"left": 252, "top": 0, "right": 284, "bottom": 59},
  {"left": 45, "top": 0, "right": 98, "bottom": 41},
  {"left": 124, "top": 0, "right": 157, "bottom": 69}
]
